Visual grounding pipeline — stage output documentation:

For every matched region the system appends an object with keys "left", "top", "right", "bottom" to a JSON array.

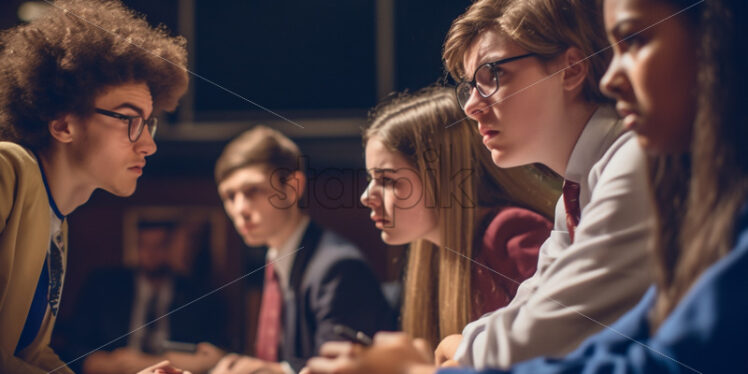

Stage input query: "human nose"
[
  {"left": 462, "top": 86, "right": 486, "bottom": 120},
  {"left": 233, "top": 192, "right": 252, "bottom": 217},
  {"left": 360, "top": 179, "right": 381, "bottom": 209},
  {"left": 600, "top": 54, "right": 628, "bottom": 99},
  {"left": 135, "top": 126, "right": 157, "bottom": 156}
]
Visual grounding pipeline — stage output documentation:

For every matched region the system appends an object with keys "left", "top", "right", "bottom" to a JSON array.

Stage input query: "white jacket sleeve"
[{"left": 454, "top": 135, "right": 654, "bottom": 369}]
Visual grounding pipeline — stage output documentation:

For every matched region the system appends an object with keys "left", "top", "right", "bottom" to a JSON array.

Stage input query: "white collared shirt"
[
  {"left": 266, "top": 215, "right": 310, "bottom": 294},
  {"left": 454, "top": 106, "right": 655, "bottom": 369},
  {"left": 265, "top": 215, "right": 310, "bottom": 374}
]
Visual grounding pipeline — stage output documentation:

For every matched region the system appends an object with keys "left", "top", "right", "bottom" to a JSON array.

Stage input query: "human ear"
[
  {"left": 286, "top": 170, "right": 306, "bottom": 200},
  {"left": 560, "top": 47, "right": 589, "bottom": 93},
  {"left": 48, "top": 115, "right": 75, "bottom": 144}
]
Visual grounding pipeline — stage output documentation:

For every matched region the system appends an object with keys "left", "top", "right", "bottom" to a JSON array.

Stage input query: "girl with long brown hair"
[
  {"left": 360, "top": 86, "right": 558, "bottom": 349},
  {"left": 307, "top": 0, "right": 657, "bottom": 369},
  {"left": 304, "top": 0, "right": 748, "bottom": 372}
]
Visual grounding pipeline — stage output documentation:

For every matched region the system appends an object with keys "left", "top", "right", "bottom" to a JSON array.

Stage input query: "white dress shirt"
[
  {"left": 454, "top": 106, "right": 655, "bottom": 369},
  {"left": 266, "top": 215, "right": 310, "bottom": 294},
  {"left": 265, "top": 215, "right": 310, "bottom": 374}
]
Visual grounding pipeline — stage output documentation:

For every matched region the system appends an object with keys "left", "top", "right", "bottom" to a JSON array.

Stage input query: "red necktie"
[
  {"left": 563, "top": 180, "right": 581, "bottom": 243},
  {"left": 255, "top": 262, "right": 282, "bottom": 361}
]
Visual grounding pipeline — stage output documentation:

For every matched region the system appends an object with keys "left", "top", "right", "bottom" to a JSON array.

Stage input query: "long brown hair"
[
  {"left": 364, "top": 86, "right": 559, "bottom": 347},
  {"left": 651, "top": 0, "right": 748, "bottom": 327}
]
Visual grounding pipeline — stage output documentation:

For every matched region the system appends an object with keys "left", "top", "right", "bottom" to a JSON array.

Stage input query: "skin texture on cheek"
[
  {"left": 602, "top": 0, "right": 698, "bottom": 153},
  {"left": 71, "top": 82, "right": 156, "bottom": 197},
  {"left": 362, "top": 137, "right": 439, "bottom": 245},
  {"left": 219, "top": 167, "right": 301, "bottom": 248},
  {"left": 461, "top": 29, "right": 569, "bottom": 170}
]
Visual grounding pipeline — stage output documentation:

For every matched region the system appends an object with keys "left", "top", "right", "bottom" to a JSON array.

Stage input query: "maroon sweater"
[{"left": 471, "top": 207, "right": 552, "bottom": 320}]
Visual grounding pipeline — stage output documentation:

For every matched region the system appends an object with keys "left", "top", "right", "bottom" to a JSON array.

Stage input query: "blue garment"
[
  {"left": 15, "top": 255, "right": 49, "bottom": 354},
  {"left": 441, "top": 204, "right": 748, "bottom": 374},
  {"left": 15, "top": 159, "right": 64, "bottom": 354}
]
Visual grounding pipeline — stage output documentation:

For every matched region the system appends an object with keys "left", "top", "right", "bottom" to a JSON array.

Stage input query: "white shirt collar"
[
  {"left": 564, "top": 105, "right": 623, "bottom": 183},
  {"left": 266, "top": 215, "right": 310, "bottom": 290}
]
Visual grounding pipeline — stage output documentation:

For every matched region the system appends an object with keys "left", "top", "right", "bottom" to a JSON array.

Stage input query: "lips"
[
  {"left": 240, "top": 222, "right": 258, "bottom": 236},
  {"left": 129, "top": 161, "right": 146, "bottom": 175},
  {"left": 478, "top": 125, "right": 499, "bottom": 145},
  {"left": 370, "top": 215, "right": 390, "bottom": 229},
  {"left": 616, "top": 104, "right": 640, "bottom": 131},
  {"left": 482, "top": 130, "right": 499, "bottom": 144}
]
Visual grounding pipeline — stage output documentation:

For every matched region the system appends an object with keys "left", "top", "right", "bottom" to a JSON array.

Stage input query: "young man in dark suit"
[{"left": 212, "top": 126, "right": 394, "bottom": 374}]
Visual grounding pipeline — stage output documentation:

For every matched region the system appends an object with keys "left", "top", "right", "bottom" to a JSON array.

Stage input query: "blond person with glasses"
[
  {"left": 307, "top": 0, "right": 748, "bottom": 372},
  {"left": 0, "top": 0, "right": 189, "bottom": 373},
  {"left": 303, "top": 0, "right": 656, "bottom": 372}
]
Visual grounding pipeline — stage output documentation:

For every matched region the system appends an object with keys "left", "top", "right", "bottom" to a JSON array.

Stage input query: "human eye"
[
  {"left": 619, "top": 32, "right": 642, "bottom": 49},
  {"left": 243, "top": 186, "right": 261, "bottom": 198},
  {"left": 476, "top": 64, "right": 497, "bottom": 83},
  {"left": 371, "top": 172, "right": 395, "bottom": 187},
  {"left": 613, "top": 22, "right": 648, "bottom": 53},
  {"left": 491, "top": 66, "right": 505, "bottom": 79},
  {"left": 221, "top": 190, "right": 235, "bottom": 203},
  {"left": 381, "top": 176, "right": 395, "bottom": 186}
]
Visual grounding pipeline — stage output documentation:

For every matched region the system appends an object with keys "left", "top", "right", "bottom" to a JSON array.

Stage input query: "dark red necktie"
[
  {"left": 563, "top": 180, "right": 581, "bottom": 243},
  {"left": 255, "top": 261, "right": 282, "bottom": 361}
]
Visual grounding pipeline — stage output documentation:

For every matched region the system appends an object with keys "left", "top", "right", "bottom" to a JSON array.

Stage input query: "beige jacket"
[{"left": 0, "top": 142, "right": 73, "bottom": 374}]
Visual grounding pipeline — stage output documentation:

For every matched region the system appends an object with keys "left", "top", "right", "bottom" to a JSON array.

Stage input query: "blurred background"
[{"left": 0, "top": 0, "right": 472, "bottom": 358}]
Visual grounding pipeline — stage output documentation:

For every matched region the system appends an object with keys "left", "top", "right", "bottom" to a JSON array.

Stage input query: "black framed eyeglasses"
[
  {"left": 455, "top": 53, "right": 537, "bottom": 109},
  {"left": 94, "top": 108, "right": 158, "bottom": 143}
]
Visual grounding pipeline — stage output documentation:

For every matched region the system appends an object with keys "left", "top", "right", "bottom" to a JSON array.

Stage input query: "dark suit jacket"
[
  {"left": 59, "top": 268, "right": 229, "bottom": 373},
  {"left": 278, "top": 221, "right": 395, "bottom": 371}
]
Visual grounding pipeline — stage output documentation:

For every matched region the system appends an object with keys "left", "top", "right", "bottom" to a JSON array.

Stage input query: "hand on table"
[
  {"left": 210, "top": 354, "right": 285, "bottom": 374},
  {"left": 137, "top": 360, "right": 191, "bottom": 374},
  {"left": 83, "top": 348, "right": 162, "bottom": 374},
  {"left": 434, "top": 334, "right": 463, "bottom": 367},
  {"left": 165, "top": 342, "right": 225, "bottom": 374},
  {"left": 303, "top": 332, "right": 436, "bottom": 374}
]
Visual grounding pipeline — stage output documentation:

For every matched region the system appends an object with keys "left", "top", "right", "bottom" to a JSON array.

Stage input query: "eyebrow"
[
  {"left": 465, "top": 53, "right": 515, "bottom": 80},
  {"left": 111, "top": 103, "right": 146, "bottom": 117},
  {"left": 610, "top": 18, "right": 640, "bottom": 38},
  {"left": 479, "top": 54, "right": 507, "bottom": 66},
  {"left": 371, "top": 168, "right": 398, "bottom": 174},
  {"left": 219, "top": 182, "right": 263, "bottom": 197}
]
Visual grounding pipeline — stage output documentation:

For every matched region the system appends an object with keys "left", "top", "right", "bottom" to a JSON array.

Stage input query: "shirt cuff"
[{"left": 280, "top": 361, "right": 295, "bottom": 374}]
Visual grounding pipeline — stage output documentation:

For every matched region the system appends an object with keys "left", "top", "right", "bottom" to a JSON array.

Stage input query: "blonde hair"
[
  {"left": 364, "top": 86, "right": 559, "bottom": 347},
  {"left": 443, "top": 0, "right": 610, "bottom": 103}
]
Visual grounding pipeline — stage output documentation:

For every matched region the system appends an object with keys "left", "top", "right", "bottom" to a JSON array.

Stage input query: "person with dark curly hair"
[{"left": 0, "top": 1, "right": 189, "bottom": 373}]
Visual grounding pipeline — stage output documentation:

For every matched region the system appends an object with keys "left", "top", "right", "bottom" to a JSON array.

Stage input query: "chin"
[
  {"left": 490, "top": 149, "right": 525, "bottom": 169},
  {"left": 242, "top": 234, "right": 268, "bottom": 247},
  {"left": 107, "top": 183, "right": 138, "bottom": 197},
  {"left": 381, "top": 232, "right": 408, "bottom": 246},
  {"left": 636, "top": 136, "right": 657, "bottom": 154},
  {"left": 636, "top": 134, "right": 669, "bottom": 155},
  {"left": 638, "top": 136, "right": 687, "bottom": 156}
]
